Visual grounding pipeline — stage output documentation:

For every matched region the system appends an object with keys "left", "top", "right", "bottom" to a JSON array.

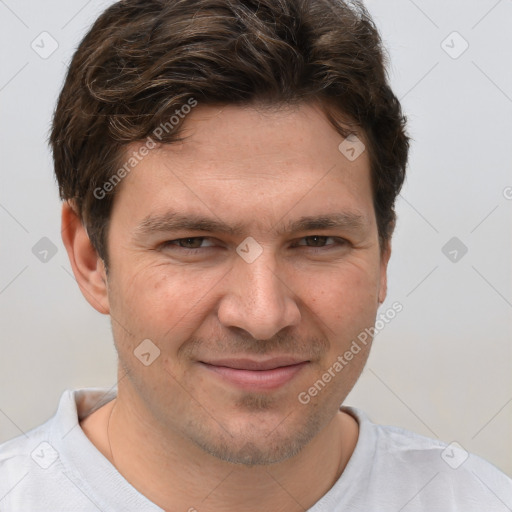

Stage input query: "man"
[{"left": 0, "top": 0, "right": 510, "bottom": 510}]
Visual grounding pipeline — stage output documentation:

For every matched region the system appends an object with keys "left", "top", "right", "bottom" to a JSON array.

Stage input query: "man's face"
[{"left": 104, "top": 103, "right": 389, "bottom": 465}]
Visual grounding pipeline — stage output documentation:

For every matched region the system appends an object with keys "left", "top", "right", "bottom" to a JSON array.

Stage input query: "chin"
[{"left": 184, "top": 404, "right": 328, "bottom": 466}]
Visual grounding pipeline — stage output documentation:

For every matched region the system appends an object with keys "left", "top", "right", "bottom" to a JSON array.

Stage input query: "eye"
[
  {"left": 163, "top": 237, "right": 215, "bottom": 249},
  {"left": 294, "top": 236, "right": 345, "bottom": 248}
]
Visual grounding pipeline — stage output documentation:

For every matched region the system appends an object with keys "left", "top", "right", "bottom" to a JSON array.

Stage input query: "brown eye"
[
  {"left": 294, "top": 236, "right": 347, "bottom": 250},
  {"left": 176, "top": 237, "right": 205, "bottom": 249},
  {"left": 303, "top": 236, "right": 329, "bottom": 247},
  {"left": 163, "top": 237, "right": 214, "bottom": 249}
]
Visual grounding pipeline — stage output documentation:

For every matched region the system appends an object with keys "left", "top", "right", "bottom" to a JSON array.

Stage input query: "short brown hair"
[{"left": 51, "top": 0, "right": 409, "bottom": 264}]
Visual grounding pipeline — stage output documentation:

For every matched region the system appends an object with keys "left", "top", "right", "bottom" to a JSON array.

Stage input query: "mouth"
[{"left": 198, "top": 357, "right": 310, "bottom": 391}]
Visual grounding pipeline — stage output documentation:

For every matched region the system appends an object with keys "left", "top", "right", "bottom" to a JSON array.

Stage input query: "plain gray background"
[{"left": 0, "top": 0, "right": 511, "bottom": 476}]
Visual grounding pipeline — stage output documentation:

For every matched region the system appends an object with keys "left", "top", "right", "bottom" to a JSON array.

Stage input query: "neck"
[{"left": 82, "top": 390, "right": 358, "bottom": 512}]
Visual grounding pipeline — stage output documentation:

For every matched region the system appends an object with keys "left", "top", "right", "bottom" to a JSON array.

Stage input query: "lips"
[
  {"left": 199, "top": 357, "right": 309, "bottom": 390},
  {"left": 201, "top": 357, "right": 307, "bottom": 371}
]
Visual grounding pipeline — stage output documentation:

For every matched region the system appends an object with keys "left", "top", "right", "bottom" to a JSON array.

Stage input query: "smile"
[{"left": 198, "top": 358, "right": 310, "bottom": 391}]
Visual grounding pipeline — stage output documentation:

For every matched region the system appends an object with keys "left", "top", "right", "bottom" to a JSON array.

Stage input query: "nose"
[{"left": 217, "top": 250, "right": 301, "bottom": 340}]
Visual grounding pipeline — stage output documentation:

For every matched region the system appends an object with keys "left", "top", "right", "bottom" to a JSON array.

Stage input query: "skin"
[{"left": 63, "top": 102, "right": 391, "bottom": 511}]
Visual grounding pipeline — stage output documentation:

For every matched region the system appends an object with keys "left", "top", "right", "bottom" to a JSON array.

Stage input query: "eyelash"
[{"left": 162, "top": 236, "right": 347, "bottom": 252}]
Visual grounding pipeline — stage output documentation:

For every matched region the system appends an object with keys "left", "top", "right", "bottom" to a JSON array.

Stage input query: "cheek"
[
  {"left": 110, "top": 264, "right": 221, "bottom": 344},
  {"left": 301, "top": 260, "right": 380, "bottom": 321},
  {"left": 108, "top": 251, "right": 381, "bottom": 349}
]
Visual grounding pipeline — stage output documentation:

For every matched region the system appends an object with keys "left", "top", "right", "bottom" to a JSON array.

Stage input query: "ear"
[
  {"left": 61, "top": 202, "right": 110, "bottom": 314},
  {"left": 378, "top": 239, "right": 392, "bottom": 305}
]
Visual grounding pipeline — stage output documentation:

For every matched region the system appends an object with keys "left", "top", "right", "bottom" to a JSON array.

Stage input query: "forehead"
[{"left": 111, "top": 103, "right": 375, "bottom": 232}]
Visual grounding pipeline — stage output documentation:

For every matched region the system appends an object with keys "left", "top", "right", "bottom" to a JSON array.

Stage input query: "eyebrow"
[{"left": 134, "top": 211, "right": 368, "bottom": 238}]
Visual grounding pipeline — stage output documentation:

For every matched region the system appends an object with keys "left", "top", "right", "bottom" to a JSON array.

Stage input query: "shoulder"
[
  {"left": 0, "top": 417, "right": 60, "bottom": 505},
  {"left": 344, "top": 407, "right": 512, "bottom": 509},
  {"left": 0, "top": 388, "right": 77, "bottom": 473},
  {"left": 0, "top": 413, "right": 56, "bottom": 467},
  {"left": 0, "top": 388, "right": 110, "bottom": 510}
]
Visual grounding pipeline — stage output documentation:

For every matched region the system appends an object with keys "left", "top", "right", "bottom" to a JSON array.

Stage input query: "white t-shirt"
[{"left": 0, "top": 388, "right": 511, "bottom": 511}]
